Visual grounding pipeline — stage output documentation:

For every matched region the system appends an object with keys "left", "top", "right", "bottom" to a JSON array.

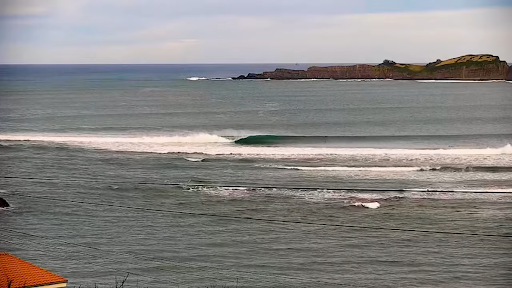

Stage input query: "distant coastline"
[{"left": 233, "top": 54, "right": 511, "bottom": 81}]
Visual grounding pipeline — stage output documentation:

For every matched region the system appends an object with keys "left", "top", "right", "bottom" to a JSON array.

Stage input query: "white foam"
[
  {"left": 186, "top": 77, "right": 208, "bottom": 81},
  {"left": 0, "top": 133, "right": 231, "bottom": 144},
  {"left": 272, "top": 166, "right": 423, "bottom": 172},
  {"left": 123, "top": 143, "right": 512, "bottom": 156},
  {"left": 406, "top": 188, "right": 512, "bottom": 193},
  {"left": 285, "top": 79, "right": 332, "bottom": 81},
  {"left": 195, "top": 186, "right": 251, "bottom": 198},
  {"left": 210, "top": 78, "right": 232, "bottom": 81},
  {"left": 416, "top": 80, "right": 505, "bottom": 83},
  {"left": 186, "top": 77, "right": 232, "bottom": 81},
  {"left": 338, "top": 79, "right": 393, "bottom": 82},
  {"left": 184, "top": 157, "right": 205, "bottom": 162},
  {"left": 352, "top": 202, "right": 381, "bottom": 209},
  {"left": 194, "top": 186, "right": 512, "bottom": 203}
]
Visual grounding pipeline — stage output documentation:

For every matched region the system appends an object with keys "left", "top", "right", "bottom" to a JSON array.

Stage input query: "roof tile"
[{"left": 0, "top": 253, "right": 67, "bottom": 288}]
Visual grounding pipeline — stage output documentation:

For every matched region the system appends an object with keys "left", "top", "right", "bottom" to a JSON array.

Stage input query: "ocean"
[{"left": 0, "top": 64, "right": 511, "bottom": 287}]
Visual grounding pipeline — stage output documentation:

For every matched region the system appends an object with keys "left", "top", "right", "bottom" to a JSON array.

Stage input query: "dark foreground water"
[{"left": 1, "top": 64, "right": 511, "bottom": 287}]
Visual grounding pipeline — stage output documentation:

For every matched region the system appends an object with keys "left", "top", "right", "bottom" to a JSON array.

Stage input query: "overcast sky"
[{"left": 0, "top": 0, "right": 511, "bottom": 64}]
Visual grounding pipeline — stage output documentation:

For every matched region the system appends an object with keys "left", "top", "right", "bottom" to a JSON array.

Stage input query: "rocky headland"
[{"left": 233, "top": 54, "right": 510, "bottom": 80}]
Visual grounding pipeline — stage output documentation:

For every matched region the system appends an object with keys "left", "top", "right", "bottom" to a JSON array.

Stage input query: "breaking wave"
[
  {"left": 184, "top": 157, "right": 205, "bottom": 162},
  {"left": 337, "top": 79, "right": 394, "bottom": 82},
  {"left": 186, "top": 77, "right": 208, "bottom": 81},
  {"left": 0, "top": 133, "right": 510, "bottom": 157},
  {"left": 233, "top": 134, "right": 512, "bottom": 146},
  {"left": 271, "top": 166, "right": 422, "bottom": 172},
  {"left": 284, "top": 79, "right": 332, "bottom": 81},
  {"left": 416, "top": 80, "right": 505, "bottom": 83},
  {"left": 187, "top": 78, "right": 397, "bottom": 82},
  {"left": 269, "top": 165, "right": 512, "bottom": 173},
  {"left": 0, "top": 133, "right": 231, "bottom": 144},
  {"left": 186, "top": 77, "right": 232, "bottom": 81},
  {"left": 191, "top": 185, "right": 512, "bottom": 203}
]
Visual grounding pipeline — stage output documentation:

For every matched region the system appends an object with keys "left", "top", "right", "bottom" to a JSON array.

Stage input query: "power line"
[
  {"left": 0, "top": 238, "right": 164, "bottom": 284},
  {"left": 3, "top": 190, "right": 511, "bottom": 238},
  {"left": 1, "top": 229, "right": 345, "bottom": 287},
  {"left": 3, "top": 228, "right": 345, "bottom": 286},
  {"left": 2, "top": 175, "right": 511, "bottom": 194},
  {"left": 0, "top": 236, "right": 254, "bottom": 287}
]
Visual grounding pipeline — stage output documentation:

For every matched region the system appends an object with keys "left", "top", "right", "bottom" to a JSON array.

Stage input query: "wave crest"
[
  {"left": 416, "top": 80, "right": 505, "bottom": 83},
  {"left": 269, "top": 165, "right": 512, "bottom": 173},
  {"left": 186, "top": 77, "right": 232, "bottom": 81},
  {"left": 1, "top": 133, "right": 510, "bottom": 157},
  {"left": 270, "top": 165, "right": 422, "bottom": 172},
  {"left": 186, "top": 77, "right": 208, "bottom": 81},
  {"left": 192, "top": 185, "right": 512, "bottom": 202},
  {"left": 0, "top": 133, "right": 231, "bottom": 144}
]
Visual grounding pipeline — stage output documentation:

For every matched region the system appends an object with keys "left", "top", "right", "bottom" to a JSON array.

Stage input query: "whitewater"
[{"left": 1, "top": 133, "right": 510, "bottom": 153}]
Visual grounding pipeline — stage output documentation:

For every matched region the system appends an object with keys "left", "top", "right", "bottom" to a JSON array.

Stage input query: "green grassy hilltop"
[{"left": 390, "top": 54, "right": 504, "bottom": 74}]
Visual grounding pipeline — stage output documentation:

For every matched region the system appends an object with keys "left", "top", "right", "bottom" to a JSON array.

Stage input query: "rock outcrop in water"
[
  {"left": 233, "top": 54, "right": 510, "bottom": 80},
  {"left": 0, "top": 197, "right": 9, "bottom": 208}
]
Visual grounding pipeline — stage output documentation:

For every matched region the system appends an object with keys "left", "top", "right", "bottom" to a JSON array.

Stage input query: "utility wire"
[
  {"left": 0, "top": 238, "right": 164, "bottom": 284},
  {"left": 2, "top": 190, "right": 511, "bottom": 238},
  {"left": 0, "top": 236, "right": 255, "bottom": 288},
  {"left": 1, "top": 233, "right": 277, "bottom": 288},
  {"left": 1, "top": 229, "right": 344, "bottom": 287}
]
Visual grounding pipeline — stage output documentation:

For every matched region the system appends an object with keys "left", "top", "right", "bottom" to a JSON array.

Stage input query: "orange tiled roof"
[{"left": 0, "top": 253, "right": 68, "bottom": 288}]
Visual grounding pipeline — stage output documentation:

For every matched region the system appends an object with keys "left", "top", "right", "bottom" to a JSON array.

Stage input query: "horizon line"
[{"left": 0, "top": 62, "right": 387, "bottom": 65}]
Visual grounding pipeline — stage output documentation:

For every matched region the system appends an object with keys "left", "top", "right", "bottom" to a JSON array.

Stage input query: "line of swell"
[
  {"left": 416, "top": 80, "right": 506, "bottom": 83},
  {"left": 234, "top": 134, "right": 512, "bottom": 146},
  {"left": 1, "top": 133, "right": 510, "bottom": 155},
  {"left": 270, "top": 165, "right": 512, "bottom": 173},
  {"left": 189, "top": 184, "right": 512, "bottom": 195}
]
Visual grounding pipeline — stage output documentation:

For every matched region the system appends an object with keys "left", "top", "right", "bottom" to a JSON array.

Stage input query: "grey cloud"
[{"left": 0, "top": 0, "right": 62, "bottom": 16}]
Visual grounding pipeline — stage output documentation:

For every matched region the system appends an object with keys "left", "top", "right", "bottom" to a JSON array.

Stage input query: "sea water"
[{"left": 0, "top": 64, "right": 511, "bottom": 287}]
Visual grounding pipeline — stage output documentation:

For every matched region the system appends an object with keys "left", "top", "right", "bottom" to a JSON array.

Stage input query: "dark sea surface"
[{"left": 1, "top": 64, "right": 511, "bottom": 287}]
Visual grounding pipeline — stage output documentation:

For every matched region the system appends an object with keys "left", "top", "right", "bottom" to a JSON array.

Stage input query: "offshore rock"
[
  {"left": 0, "top": 197, "right": 9, "bottom": 208},
  {"left": 234, "top": 54, "right": 510, "bottom": 81}
]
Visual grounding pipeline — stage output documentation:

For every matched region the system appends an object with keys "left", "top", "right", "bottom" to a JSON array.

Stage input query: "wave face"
[
  {"left": 234, "top": 135, "right": 285, "bottom": 145},
  {"left": 234, "top": 134, "right": 512, "bottom": 148}
]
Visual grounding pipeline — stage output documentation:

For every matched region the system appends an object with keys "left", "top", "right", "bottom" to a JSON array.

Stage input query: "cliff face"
[{"left": 234, "top": 54, "right": 510, "bottom": 80}]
